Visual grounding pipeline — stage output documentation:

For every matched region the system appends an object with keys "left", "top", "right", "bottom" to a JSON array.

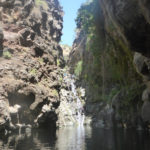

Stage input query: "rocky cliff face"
[
  {"left": 99, "top": 0, "right": 150, "bottom": 127},
  {"left": 1, "top": 0, "right": 150, "bottom": 132},
  {"left": 61, "top": 44, "right": 71, "bottom": 63},
  {"left": 69, "top": 0, "right": 150, "bottom": 129},
  {"left": 98, "top": 0, "right": 150, "bottom": 125},
  {"left": 0, "top": 0, "right": 64, "bottom": 131}
]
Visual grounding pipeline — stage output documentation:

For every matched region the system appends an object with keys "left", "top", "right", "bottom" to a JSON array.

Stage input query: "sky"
[{"left": 59, "top": 0, "right": 87, "bottom": 46}]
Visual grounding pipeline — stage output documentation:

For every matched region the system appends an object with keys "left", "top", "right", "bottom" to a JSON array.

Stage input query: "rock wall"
[
  {"left": 69, "top": 0, "right": 149, "bottom": 129},
  {"left": 61, "top": 44, "right": 71, "bottom": 63},
  {"left": 98, "top": 0, "right": 150, "bottom": 125},
  {"left": 99, "top": 0, "right": 150, "bottom": 127},
  {"left": 0, "top": 0, "right": 64, "bottom": 131}
]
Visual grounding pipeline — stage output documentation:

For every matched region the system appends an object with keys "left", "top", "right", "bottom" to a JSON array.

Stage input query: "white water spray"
[
  {"left": 58, "top": 71, "right": 86, "bottom": 127},
  {"left": 70, "top": 76, "right": 85, "bottom": 126}
]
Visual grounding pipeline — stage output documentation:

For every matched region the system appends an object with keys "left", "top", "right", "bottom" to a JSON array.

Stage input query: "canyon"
[{"left": 0, "top": 0, "right": 150, "bottom": 135}]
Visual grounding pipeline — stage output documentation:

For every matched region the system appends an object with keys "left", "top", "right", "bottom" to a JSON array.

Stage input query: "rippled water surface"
[{"left": 1, "top": 126, "right": 150, "bottom": 150}]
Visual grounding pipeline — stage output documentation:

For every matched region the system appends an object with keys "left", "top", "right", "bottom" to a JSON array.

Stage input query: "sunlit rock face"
[
  {"left": 0, "top": 0, "right": 64, "bottom": 131},
  {"left": 61, "top": 44, "right": 71, "bottom": 63}
]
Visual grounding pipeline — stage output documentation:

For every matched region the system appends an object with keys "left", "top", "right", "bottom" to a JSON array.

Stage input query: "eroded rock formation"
[{"left": 0, "top": 0, "right": 64, "bottom": 131}]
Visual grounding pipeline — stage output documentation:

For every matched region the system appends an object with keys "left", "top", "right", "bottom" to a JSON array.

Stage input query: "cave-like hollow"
[{"left": 8, "top": 92, "right": 35, "bottom": 125}]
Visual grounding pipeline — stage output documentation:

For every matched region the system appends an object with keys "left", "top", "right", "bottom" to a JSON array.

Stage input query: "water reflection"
[
  {"left": 55, "top": 126, "right": 92, "bottom": 150},
  {"left": 86, "top": 128, "right": 150, "bottom": 150},
  {"left": 0, "top": 126, "right": 150, "bottom": 150},
  {"left": 0, "top": 128, "right": 56, "bottom": 150}
]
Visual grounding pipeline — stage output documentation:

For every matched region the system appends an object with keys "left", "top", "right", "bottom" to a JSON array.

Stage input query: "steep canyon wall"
[
  {"left": 0, "top": 0, "right": 64, "bottom": 131},
  {"left": 69, "top": 0, "right": 150, "bottom": 129}
]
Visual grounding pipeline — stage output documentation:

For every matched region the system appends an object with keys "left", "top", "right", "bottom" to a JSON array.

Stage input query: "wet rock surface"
[{"left": 56, "top": 69, "right": 89, "bottom": 127}]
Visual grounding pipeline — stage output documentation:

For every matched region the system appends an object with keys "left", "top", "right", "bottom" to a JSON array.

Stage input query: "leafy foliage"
[
  {"left": 38, "top": 58, "right": 44, "bottom": 64},
  {"left": 35, "top": 0, "right": 48, "bottom": 10},
  {"left": 3, "top": 51, "right": 11, "bottom": 59},
  {"left": 52, "top": 89, "right": 59, "bottom": 97},
  {"left": 30, "top": 68, "right": 37, "bottom": 76},
  {"left": 75, "top": 60, "right": 83, "bottom": 77},
  {"left": 57, "top": 59, "right": 60, "bottom": 66},
  {"left": 74, "top": 0, "right": 142, "bottom": 104}
]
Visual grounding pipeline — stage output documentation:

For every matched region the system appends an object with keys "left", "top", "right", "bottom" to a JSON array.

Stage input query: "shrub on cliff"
[
  {"left": 75, "top": 60, "right": 83, "bottom": 77},
  {"left": 3, "top": 51, "right": 11, "bottom": 59},
  {"left": 35, "top": 0, "right": 48, "bottom": 10}
]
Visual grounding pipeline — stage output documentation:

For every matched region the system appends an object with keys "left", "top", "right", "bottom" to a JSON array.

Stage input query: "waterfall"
[
  {"left": 58, "top": 71, "right": 86, "bottom": 127},
  {"left": 70, "top": 76, "right": 85, "bottom": 126}
]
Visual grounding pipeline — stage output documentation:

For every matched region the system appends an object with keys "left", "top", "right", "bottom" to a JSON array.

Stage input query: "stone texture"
[
  {"left": 0, "top": 0, "right": 64, "bottom": 131},
  {"left": 68, "top": 0, "right": 146, "bottom": 129},
  {"left": 98, "top": 0, "right": 150, "bottom": 126}
]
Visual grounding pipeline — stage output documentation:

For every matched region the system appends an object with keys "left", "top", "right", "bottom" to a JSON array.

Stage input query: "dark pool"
[{"left": 0, "top": 126, "right": 150, "bottom": 150}]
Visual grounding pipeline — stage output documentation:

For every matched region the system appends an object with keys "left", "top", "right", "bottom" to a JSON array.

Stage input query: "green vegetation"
[
  {"left": 57, "top": 59, "right": 60, "bottom": 66},
  {"left": 103, "top": 88, "right": 120, "bottom": 103},
  {"left": 52, "top": 89, "right": 59, "bottom": 97},
  {"left": 30, "top": 68, "right": 37, "bottom": 76},
  {"left": 74, "top": 0, "right": 142, "bottom": 106},
  {"left": 58, "top": 75, "right": 63, "bottom": 83},
  {"left": 35, "top": 0, "right": 48, "bottom": 10},
  {"left": 118, "top": 83, "right": 144, "bottom": 118},
  {"left": 74, "top": 60, "right": 83, "bottom": 77},
  {"left": 3, "top": 51, "right": 12, "bottom": 59},
  {"left": 38, "top": 58, "right": 44, "bottom": 65}
]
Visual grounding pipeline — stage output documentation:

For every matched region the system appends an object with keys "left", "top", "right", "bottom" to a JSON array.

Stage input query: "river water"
[{"left": 1, "top": 126, "right": 150, "bottom": 150}]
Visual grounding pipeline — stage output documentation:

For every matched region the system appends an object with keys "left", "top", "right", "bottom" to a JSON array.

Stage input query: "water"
[
  {"left": 58, "top": 73, "right": 85, "bottom": 126},
  {"left": 70, "top": 76, "right": 85, "bottom": 126},
  {"left": 1, "top": 126, "right": 150, "bottom": 150}
]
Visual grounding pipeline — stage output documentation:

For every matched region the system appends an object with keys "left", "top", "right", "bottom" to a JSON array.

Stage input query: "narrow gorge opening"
[{"left": 1, "top": 0, "right": 150, "bottom": 149}]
